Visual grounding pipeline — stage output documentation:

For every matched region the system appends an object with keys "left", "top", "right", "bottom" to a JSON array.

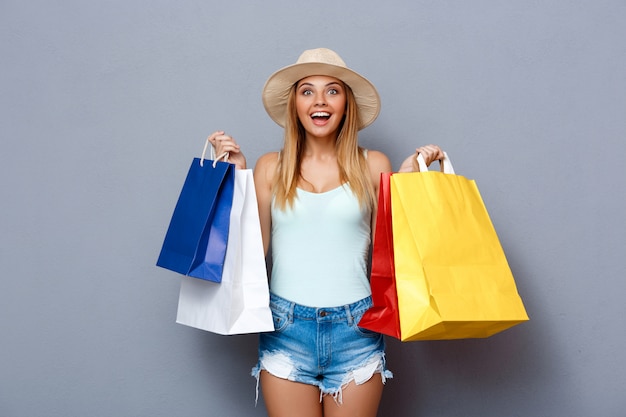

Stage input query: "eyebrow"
[{"left": 298, "top": 81, "right": 343, "bottom": 88}]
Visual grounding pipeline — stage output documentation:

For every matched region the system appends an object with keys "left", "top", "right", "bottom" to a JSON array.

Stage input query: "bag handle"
[
  {"left": 416, "top": 151, "right": 455, "bottom": 174},
  {"left": 200, "top": 137, "right": 229, "bottom": 168}
]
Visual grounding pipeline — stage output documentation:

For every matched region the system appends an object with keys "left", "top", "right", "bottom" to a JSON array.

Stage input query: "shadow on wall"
[
  {"left": 380, "top": 330, "right": 529, "bottom": 416},
  {"left": 175, "top": 330, "right": 263, "bottom": 413},
  {"left": 378, "top": 284, "right": 583, "bottom": 416}
]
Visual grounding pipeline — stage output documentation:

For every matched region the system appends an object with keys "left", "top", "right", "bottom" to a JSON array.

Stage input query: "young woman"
[{"left": 208, "top": 48, "right": 444, "bottom": 417}]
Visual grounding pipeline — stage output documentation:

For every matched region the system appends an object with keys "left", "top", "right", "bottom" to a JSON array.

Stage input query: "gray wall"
[{"left": 1, "top": 1, "right": 624, "bottom": 416}]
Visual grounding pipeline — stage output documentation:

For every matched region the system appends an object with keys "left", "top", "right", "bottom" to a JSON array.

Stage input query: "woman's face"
[{"left": 295, "top": 75, "right": 347, "bottom": 140}]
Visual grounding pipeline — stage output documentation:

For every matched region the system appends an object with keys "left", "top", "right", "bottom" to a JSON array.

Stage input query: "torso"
[{"left": 269, "top": 184, "right": 372, "bottom": 307}]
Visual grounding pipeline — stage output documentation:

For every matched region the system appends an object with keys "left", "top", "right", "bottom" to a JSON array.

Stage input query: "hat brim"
[{"left": 262, "top": 62, "right": 380, "bottom": 130}]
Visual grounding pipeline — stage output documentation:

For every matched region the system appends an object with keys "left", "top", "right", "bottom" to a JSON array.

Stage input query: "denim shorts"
[{"left": 251, "top": 293, "right": 392, "bottom": 402}]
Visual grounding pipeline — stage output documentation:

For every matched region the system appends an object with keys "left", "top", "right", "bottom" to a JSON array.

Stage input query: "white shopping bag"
[{"left": 176, "top": 168, "right": 274, "bottom": 335}]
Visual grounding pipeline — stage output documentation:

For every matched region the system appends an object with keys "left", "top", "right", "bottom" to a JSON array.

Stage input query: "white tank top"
[{"left": 270, "top": 185, "right": 372, "bottom": 307}]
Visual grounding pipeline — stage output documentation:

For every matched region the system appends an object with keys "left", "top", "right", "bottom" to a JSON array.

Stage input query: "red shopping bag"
[{"left": 358, "top": 172, "right": 401, "bottom": 338}]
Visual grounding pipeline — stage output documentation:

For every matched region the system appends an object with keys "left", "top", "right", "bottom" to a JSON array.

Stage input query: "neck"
[{"left": 303, "top": 133, "right": 337, "bottom": 154}]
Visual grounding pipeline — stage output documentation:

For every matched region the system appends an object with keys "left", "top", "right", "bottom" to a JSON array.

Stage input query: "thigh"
[
  {"left": 260, "top": 370, "right": 323, "bottom": 417},
  {"left": 322, "top": 376, "right": 384, "bottom": 417}
]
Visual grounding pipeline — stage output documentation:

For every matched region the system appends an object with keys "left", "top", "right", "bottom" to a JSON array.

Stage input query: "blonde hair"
[{"left": 273, "top": 82, "right": 375, "bottom": 211}]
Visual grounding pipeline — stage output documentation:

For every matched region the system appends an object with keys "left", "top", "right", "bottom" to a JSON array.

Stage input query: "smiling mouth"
[{"left": 311, "top": 111, "right": 331, "bottom": 121}]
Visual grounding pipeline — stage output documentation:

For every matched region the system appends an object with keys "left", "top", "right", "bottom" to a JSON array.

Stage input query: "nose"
[{"left": 314, "top": 92, "right": 327, "bottom": 106}]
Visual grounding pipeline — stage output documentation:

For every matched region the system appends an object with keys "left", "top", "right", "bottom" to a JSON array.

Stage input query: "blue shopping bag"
[{"left": 157, "top": 154, "right": 235, "bottom": 282}]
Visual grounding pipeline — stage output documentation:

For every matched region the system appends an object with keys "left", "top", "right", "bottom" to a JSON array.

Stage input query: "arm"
[
  {"left": 253, "top": 152, "right": 279, "bottom": 256},
  {"left": 398, "top": 144, "right": 445, "bottom": 172},
  {"left": 366, "top": 149, "right": 393, "bottom": 198},
  {"left": 366, "top": 150, "right": 393, "bottom": 244}
]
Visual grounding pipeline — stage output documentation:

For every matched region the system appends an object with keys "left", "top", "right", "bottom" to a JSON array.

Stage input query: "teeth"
[{"left": 311, "top": 112, "right": 330, "bottom": 117}]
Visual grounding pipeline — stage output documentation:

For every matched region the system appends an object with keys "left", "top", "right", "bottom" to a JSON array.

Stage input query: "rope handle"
[{"left": 200, "top": 137, "right": 229, "bottom": 168}]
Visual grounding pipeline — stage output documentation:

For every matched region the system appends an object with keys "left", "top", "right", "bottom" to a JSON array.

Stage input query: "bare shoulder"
[
  {"left": 365, "top": 149, "right": 392, "bottom": 174},
  {"left": 255, "top": 151, "right": 280, "bottom": 171},
  {"left": 254, "top": 151, "right": 280, "bottom": 184}
]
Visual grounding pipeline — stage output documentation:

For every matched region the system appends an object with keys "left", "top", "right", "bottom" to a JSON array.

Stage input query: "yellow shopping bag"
[{"left": 391, "top": 153, "right": 528, "bottom": 341}]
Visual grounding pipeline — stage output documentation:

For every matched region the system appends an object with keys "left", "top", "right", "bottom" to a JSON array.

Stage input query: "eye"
[
  {"left": 302, "top": 89, "right": 313, "bottom": 96},
  {"left": 327, "top": 88, "right": 338, "bottom": 95}
]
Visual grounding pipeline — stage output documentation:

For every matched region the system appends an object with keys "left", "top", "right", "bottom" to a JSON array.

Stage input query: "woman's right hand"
[{"left": 207, "top": 130, "right": 247, "bottom": 170}]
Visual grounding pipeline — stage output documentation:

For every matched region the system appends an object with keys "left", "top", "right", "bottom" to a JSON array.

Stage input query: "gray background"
[{"left": 1, "top": 1, "right": 624, "bottom": 416}]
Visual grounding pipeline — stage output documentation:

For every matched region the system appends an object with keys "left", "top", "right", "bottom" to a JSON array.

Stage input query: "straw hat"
[{"left": 262, "top": 48, "right": 381, "bottom": 130}]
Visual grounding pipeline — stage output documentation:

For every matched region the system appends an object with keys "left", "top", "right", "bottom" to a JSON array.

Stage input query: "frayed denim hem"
[{"left": 251, "top": 351, "right": 393, "bottom": 406}]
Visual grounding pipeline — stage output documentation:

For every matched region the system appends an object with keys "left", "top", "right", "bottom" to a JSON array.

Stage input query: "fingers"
[
  {"left": 206, "top": 130, "right": 247, "bottom": 169},
  {"left": 415, "top": 144, "right": 444, "bottom": 166},
  {"left": 206, "top": 130, "right": 225, "bottom": 146},
  {"left": 207, "top": 131, "right": 241, "bottom": 155}
]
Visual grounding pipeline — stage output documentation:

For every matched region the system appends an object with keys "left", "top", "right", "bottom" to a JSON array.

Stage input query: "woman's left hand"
[{"left": 398, "top": 144, "right": 445, "bottom": 172}]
